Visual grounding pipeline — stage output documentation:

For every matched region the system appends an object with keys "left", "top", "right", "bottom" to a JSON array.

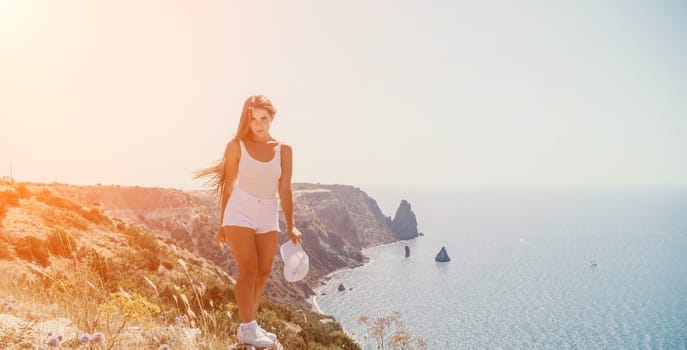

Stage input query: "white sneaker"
[
  {"left": 257, "top": 324, "right": 277, "bottom": 342},
  {"left": 237, "top": 323, "right": 274, "bottom": 348}
]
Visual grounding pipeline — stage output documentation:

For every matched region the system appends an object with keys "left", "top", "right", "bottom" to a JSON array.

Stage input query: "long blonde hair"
[{"left": 194, "top": 95, "right": 277, "bottom": 197}]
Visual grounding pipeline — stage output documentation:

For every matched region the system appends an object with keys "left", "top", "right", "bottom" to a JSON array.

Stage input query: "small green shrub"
[
  {"left": 14, "top": 236, "right": 50, "bottom": 267},
  {"left": 0, "top": 190, "right": 19, "bottom": 206},
  {"left": 121, "top": 249, "right": 160, "bottom": 273},
  {"left": 0, "top": 190, "right": 20, "bottom": 225},
  {"left": 40, "top": 207, "right": 89, "bottom": 231},
  {"left": 78, "top": 247, "right": 113, "bottom": 285},
  {"left": 82, "top": 206, "right": 110, "bottom": 225},
  {"left": 47, "top": 229, "right": 77, "bottom": 257},
  {"left": 35, "top": 189, "right": 104, "bottom": 226},
  {"left": 35, "top": 189, "right": 78, "bottom": 210},
  {"left": 15, "top": 185, "right": 30, "bottom": 199}
]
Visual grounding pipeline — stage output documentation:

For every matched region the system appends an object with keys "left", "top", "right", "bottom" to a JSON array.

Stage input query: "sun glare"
[{"left": 0, "top": 0, "right": 22, "bottom": 26}]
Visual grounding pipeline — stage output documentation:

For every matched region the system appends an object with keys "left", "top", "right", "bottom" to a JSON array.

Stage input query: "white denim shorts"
[{"left": 222, "top": 187, "right": 280, "bottom": 234}]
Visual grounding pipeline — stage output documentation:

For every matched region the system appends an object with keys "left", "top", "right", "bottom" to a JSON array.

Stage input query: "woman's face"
[{"left": 249, "top": 108, "right": 273, "bottom": 138}]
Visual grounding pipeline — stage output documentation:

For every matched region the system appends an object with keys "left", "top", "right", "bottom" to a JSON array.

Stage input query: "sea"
[{"left": 313, "top": 186, "right": 687, "bottom": 349}]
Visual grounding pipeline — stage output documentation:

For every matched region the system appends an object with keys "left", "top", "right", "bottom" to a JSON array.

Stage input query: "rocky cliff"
[
  {"left": 36, "top": 182, "right": 414, "bottom": 310},
  {"left": 0, "top": 181, "right": 358, "bottom": 349}
]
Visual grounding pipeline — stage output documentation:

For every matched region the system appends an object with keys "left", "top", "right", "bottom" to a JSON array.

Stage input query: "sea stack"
[
  {"left": 435, "top": 246, "right": 450, "bottom": 262},
  {"left": 405, "top": 245, "right": 410, "bottom": 258},
  {"left": 338, "top": 283, "right": 346, "bottom": 292},
  {"left": 391, "top": 200, "right": 420, "bottom": 240}
]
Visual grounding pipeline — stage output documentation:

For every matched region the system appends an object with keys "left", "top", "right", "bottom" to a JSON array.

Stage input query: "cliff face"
[
  {"left": 290, "top": 184, "right": 396, "bottom": 287},
  {"left": 39, "top": 182, "right": 403, "bottom": 309},
  {"left": 391, "top": 199, "right": 419, "bottom": 240}
]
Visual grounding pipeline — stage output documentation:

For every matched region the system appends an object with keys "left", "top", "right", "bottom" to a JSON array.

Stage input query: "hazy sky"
[{"left": 2, "top": 1, "right": 686, "bottom": 190}]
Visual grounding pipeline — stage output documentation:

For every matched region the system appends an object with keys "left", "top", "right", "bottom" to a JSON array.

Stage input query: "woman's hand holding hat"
[{"left": 288, "top": 226, "right": 302, "bottom": 245}]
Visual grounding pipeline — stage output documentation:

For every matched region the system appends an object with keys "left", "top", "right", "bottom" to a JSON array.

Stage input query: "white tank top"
[{"left": 236, "top": 140, "right": 282, "bottom": 199}]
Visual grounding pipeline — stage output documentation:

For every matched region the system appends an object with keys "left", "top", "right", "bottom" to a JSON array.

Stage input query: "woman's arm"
[
  {"left": 216, "top": 140, "right": 240, "bottom": 244},
  {"left": 279, "top": 144, "right": 301, "bottom": 244}
]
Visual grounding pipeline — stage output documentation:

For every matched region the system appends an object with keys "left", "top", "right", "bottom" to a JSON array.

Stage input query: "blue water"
[{"left": 315, "top": 187, "right": 687, "bottom": 349}]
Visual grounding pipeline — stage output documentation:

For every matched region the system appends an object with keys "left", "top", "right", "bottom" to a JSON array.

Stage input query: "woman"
[{"left": 196, "top": 94, "right": 302, "bottom": 347}]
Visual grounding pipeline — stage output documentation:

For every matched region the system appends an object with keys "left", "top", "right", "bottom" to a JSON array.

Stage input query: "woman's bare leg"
[
  {"left": 252, "top": 230, "right": 279, "bottom": 319},
  {"left": 224, "top": 226, "right": 258, "bottom": 323}
]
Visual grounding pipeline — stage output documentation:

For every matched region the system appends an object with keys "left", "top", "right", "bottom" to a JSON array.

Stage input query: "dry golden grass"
[{"left": 0, "top": 182, "right": 361, "bottom": 349}]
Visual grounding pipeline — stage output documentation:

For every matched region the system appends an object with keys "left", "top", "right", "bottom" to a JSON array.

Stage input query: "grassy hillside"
[
  {"left": 0, "top": 182, "right": 359, "bottom": 349},
  {"left": 37, "top": 182, "right": 399, "bottom": 311}
]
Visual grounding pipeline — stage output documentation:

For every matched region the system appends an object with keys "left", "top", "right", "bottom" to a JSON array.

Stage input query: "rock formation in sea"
[
  {"left": 391, "top": 199, "right": 419, "bottom": 240},
  {"left": 405, "top": 245, "right": 410, "bottom": 257},
  {"left": 435, "top": 246, "right": 451, "bottom": 262}
]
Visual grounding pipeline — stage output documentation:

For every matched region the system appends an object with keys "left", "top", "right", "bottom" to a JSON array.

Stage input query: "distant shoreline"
[
  {"left": 307, "top": 239, "right": 412, "bottom": 348},
  {"left": 308, "top": 265, "right": 357, "bottom": 314},
  {"left": 308, "top": 238, "right": 411, "bottom": 314}
]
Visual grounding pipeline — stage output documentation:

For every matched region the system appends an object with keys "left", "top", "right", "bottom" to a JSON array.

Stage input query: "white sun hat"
[{"left": 280, "top": 241, "right": 309, "bottom": 282}]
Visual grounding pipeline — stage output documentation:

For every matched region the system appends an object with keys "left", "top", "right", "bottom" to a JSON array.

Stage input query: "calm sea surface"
[{"left": 314, "top": 187, "right": 687, "bottom": 349}]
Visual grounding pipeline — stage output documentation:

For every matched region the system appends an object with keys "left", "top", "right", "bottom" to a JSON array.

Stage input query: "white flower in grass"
[
  {"left": 78, "top": 333, "right": 92, "bottom": 344},
  {"left": 92, "top": 332, "right": 106, "bottom": 345},
  {"left": 175, "top": 315, "right": 188, "bottom": 328},
  {"left": 46, "top": 336, "right": 61, "bottom": 347}
]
